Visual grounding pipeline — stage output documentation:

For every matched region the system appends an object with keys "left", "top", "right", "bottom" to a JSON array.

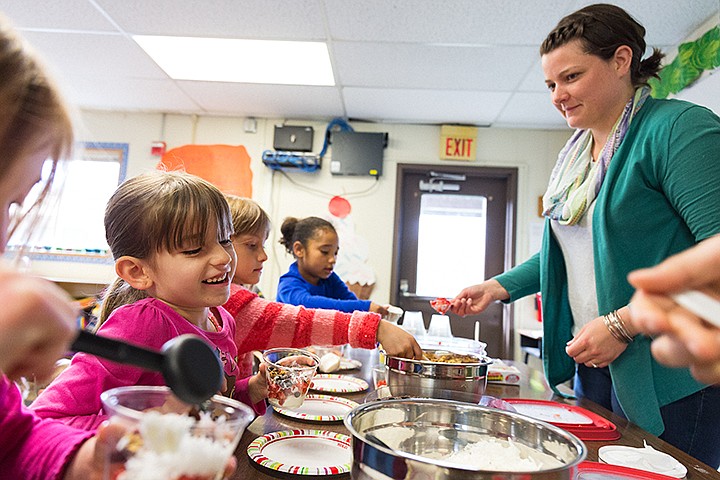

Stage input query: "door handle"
[{"left": 399, "top": 279, "right": 427, "bottom": 298}]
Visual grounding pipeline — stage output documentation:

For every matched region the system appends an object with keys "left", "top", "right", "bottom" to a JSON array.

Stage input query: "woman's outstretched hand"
[{"left": 450, "top": 279, "right": 509, "bottom": 317}]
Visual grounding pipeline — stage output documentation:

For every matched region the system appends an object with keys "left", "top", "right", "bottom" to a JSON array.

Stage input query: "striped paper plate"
[
  {"left": 272, "top": 394, "right": 359, "bottom": 422},
  {"left": 247, "top": 429, "right": 352, "bottom": 475},
  {"left": 310, "top": 374, "right": 369, "bottom": 393}
]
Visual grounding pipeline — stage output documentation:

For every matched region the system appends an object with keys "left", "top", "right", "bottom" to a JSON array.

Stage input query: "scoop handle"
[
  {"left": 71, "top": 330, "right": 164, "bottom": 372},
  {"left": 671, "top": 290, "right": 720, "bottom": 329}
]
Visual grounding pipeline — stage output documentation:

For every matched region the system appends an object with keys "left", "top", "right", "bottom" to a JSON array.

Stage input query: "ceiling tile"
[
  {"left": 494, "top": 92, "right": 567, "bottom": 129},
  {"left": 1, "top": 0, "right": 116, "bottom": 31},
  {"left": 333, "top": 42, "right": 537, "bottom": 90},
  {"left": 21, "top": 31, "right": 168, "bottom": 79},
  {"left": 93, "top": 0, "right": 327, "bottom": 39},
  {"left": 179, "top": 82, "right": 345, "bottom": 119},
  {"left": 325, "top": 0, "right": 572, "bottom": 45},
  {"left": 61, "top": 77, "right": 200, "bottom": 112},
  {"left": 343, "top": 87, "right": 510, "bottom": 125}
]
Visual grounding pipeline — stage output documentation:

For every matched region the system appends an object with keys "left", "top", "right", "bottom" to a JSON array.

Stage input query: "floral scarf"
[{"left": 542, "top": 86, "right": 651, "bottom": 225}]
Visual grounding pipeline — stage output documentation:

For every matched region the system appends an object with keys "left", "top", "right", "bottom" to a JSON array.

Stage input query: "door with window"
[{"left": 390, "top": 164, "right": 517, "bottom": 358}]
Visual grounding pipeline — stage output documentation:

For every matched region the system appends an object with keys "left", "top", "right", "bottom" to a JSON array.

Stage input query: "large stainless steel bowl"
[
  {"left": 384, "top": 349, "right": 492, "bottom": 402},
  {"left": 344, "top": 398, "right": 586, "bottom": 480}
]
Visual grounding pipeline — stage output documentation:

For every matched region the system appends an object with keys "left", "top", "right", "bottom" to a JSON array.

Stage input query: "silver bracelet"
[
  {"left": 613, "top": 309, "right": 634, "bottom": 343},
  {"left": 603, "top": 310, "right": 634, "bottom": 343}
]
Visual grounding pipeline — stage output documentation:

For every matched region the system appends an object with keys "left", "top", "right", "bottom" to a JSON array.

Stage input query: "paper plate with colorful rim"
[
  {"left": 247, "top": 429, "right": 352, "bottom": 475},
  {"left": 272, "top": 394, "right": 359, "bottom": 422},
  {"left": 310, "top": 374, "right": 369, "bottom": 393}
]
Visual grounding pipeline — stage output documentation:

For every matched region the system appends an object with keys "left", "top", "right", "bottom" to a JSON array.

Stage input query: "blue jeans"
[{"left": 575, "top": 364, "right": 720, "bottom": 468}]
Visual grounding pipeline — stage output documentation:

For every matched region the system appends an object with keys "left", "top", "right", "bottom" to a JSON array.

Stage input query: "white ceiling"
[{"left": 3, "top": 0, "right": 718, "bottom": 129}]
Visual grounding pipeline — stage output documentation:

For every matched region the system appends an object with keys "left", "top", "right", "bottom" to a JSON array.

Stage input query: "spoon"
[
  {"left": 71, "top": 330, "right": 224, "bottom": 404},
  {"left": 670, "top": 290, "right": 720, "bottom": 328}
]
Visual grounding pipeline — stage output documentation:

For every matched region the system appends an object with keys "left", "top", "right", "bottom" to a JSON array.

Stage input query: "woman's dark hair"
[
  {"left": 278, "top": 216, "right": 335, "bottom": 256},
  {"left": 540, "top": 3, "right": 664, "bottom": 86}
]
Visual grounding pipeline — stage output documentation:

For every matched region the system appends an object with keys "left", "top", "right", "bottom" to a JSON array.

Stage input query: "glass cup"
[
  {"left": 263, "top": 348, "right": 319, "bottom": 410},
  {"left": 100, "top": 385, "right": 255, "bottom": 480},
  {"left": 427, "top": 314, "right": 453, "bottom": 337},
  {"left": 400, "top": 310, "right": 427, "bottom": 338},
  {"left": 371, "top": 364, "right": 387, "bottom": 389}
]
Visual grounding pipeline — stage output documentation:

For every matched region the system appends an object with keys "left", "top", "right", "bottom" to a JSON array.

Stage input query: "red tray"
[
  {"left": 565, "top": 428, "right": 621, "bottom": 441},
  {"left": 504, "top": 398, "right": 616, "bottom": 429}
]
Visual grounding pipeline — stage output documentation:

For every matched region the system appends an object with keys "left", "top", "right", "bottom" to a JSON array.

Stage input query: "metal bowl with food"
[
  {"left": 383, "top": 349, "right": 493, "bottom": 403},
  {"left": 344, "top": 398, "right": 586, "bottom": 480}
]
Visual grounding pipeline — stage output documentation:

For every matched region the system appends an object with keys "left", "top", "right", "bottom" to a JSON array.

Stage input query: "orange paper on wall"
[{"left": 157, "top": 144, "right": 253, "bottom": 197}]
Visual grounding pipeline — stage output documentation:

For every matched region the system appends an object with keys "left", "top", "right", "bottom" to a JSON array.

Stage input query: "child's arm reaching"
[
  {"left": 376, "top": 320, "right": 423, "bottom": 359},
  {"left": 227, "top": 286, "right": 422, "bottom": 358},
  {"left": 369, "top": 302, "right": 389, "bottom": 317}
]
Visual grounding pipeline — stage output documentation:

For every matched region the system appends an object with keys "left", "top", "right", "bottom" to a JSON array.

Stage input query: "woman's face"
[
  {"left": 294, "top": 228, "right": 339, "bottom": 285},
  {"left": 542, "top": 40, "right": 633, "bottom": 136},
  {"left": 0, "top": 149, "right": 49, "bottom": 252}
]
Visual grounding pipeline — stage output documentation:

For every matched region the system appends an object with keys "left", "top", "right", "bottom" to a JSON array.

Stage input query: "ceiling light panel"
[{"left": 133, "top": 36, "right": 335, "bottom": 86}]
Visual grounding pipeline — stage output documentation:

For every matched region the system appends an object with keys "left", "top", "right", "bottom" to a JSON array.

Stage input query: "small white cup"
[
  {"left": 428, "top": 314, "right": 453, "bottom": 337},
  {"left": 385, "top": 305, "right": 403, "bottom": 323},
  {"left": 401, "top": 311, "right": 427, "bottom": 338}
]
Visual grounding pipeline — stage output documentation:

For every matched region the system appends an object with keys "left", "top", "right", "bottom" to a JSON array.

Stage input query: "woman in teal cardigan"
[{"left": 451, "top": 4, "right": 720, "bottom": 468}]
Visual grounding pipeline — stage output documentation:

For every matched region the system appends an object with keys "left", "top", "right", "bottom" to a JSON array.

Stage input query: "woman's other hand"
[
  {"left": 377, "top": 320, "right": 423, "bottom": 359},
  {"left": 450, "top": 279, "right": 509, "bottom": 317},
  {"left": 565, "top": 314, "right": 629, "bottom": 368},
  {"left": 0, "top": 267, "right": 77, "bottom": 381}
]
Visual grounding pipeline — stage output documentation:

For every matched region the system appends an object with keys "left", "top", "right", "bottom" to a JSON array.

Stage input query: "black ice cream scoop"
[{"left": 71, "top": 330, "right": 223, "bottom": 404}]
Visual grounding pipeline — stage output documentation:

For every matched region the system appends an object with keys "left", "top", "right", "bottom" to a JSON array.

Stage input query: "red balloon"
[{"left": 328, "top": 196, "right": 351, "bottom": 218}]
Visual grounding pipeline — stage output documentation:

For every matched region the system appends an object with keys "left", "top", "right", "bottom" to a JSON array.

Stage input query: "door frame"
[{"left": 390, "top": 163, "right": 518, "bottom": 357}]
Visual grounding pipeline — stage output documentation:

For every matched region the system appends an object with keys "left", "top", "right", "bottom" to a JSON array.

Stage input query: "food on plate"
[
  {"left": 318, "top": 353, "right": 341, "bottom": 373},
  {"left": 430, "top": 297, "right": 452, "bottom": 315}
]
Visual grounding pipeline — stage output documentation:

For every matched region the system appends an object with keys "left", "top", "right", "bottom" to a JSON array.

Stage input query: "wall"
[{"left": 30, "top": 110, "right": 571, "bottom": 351}]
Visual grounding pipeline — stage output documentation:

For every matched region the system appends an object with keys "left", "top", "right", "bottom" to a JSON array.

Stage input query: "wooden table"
[{"left": 231, "top": 347, "right": 720, "bottom": 479}]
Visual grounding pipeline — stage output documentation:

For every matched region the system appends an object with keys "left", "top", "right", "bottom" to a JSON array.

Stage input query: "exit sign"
[{"left": 439, "top": 125, "right": 478, "bottom": 161}]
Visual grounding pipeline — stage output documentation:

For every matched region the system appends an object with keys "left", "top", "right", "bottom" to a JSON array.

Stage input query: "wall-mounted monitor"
[{"left": 330, "top": 131, "right": 387, "bottom": 177}]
